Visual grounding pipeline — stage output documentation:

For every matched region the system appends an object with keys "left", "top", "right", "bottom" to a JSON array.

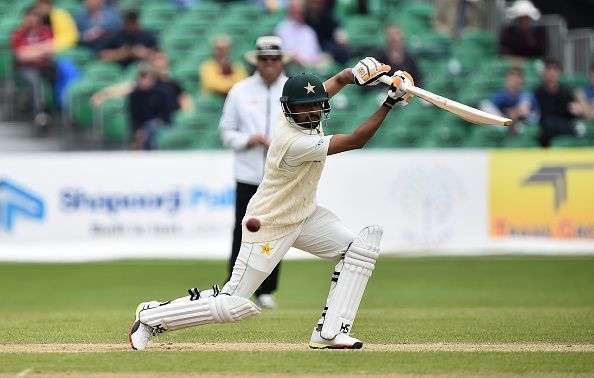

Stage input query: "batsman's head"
[{"left": 280, "top": 73, "right": 330, "bottom": 132}]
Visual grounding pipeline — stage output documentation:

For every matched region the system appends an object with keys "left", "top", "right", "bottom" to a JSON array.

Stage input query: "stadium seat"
[
  {"left": 57, "top": 47, "right": 94, "bottom": 69},
  {"left": 501, "top": 135, "right": 540, "bottom": 148},
  {"left": 83, "top": 62, "right": 122, "bottom": 82},
  {"left": 157, "top": 127, "right": 200, "bottom": 150},
  {"left": 550, "top": 135, "right": 592, "bottom": 148},
  {"left": 96, "top": 97, "right": 131, "bottom": 143},
  {"left": 463, "top": 126, "right": 508, "bottom": 148}
]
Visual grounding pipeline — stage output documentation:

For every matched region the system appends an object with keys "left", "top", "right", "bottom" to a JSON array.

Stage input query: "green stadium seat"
[
  {"left": 550, "top": 135, "right": 592, "bottom": 148},
  {"left": 407, "top": 32, "right": 452, "bottom": 60},
  {"left": 83, "top": 62, "right": 122, "bottom": 81},
  {"left": 97, "top": 98, "right": 131, "bottom": 143},
  {"left": 67, "top": 80, "right": 105, "bottom": 128},
  {"left": 171, "top": 63, "right": 199, "bottom": 94},
  {"left": 0, "top": 18, "right": 20, "bottom": 79},
  {"left": 463, "top": 126, "right": 508, "bottom": 148},
  {"left": 162, "top": 34, "right": 199, "bottom": 58},
  {"left": 501, "top": 135, "right": 539, "bottom": 148},
  {"left": 461, "top": 31, "right": 498, "bottom": 56},
  {"left": 225, "top": 3, "right": 262, "bottom": 20},
  {"left": 189, "top": 2, "right": 224, "bottom": 21},
  {"left": 57, "top": 47, "right": 94, "bottom": 68}
]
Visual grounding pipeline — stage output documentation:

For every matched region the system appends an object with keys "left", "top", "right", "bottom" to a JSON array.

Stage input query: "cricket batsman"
[{"left": 130, "top": 57, "right": 414, "bottom": 350}]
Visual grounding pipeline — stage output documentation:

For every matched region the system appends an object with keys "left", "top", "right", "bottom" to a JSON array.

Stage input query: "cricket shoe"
[
  {"left": 308, "top": 327, "right": 363, "bottom": 349},
  {"left": 129, "top": 301, "right": 160, "bottom": 350},
  {"left": 256, "top": 294, "right": 277, "bottom": 309}
]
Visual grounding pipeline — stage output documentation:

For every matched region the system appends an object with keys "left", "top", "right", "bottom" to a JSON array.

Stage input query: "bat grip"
[{"left": 377, "top": 75, "right": 412, "bottom": 91}]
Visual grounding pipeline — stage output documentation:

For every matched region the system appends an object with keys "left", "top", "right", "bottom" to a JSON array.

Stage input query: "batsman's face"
[{"left": 291, "top": 102, "right": 322, "bottom": 129}]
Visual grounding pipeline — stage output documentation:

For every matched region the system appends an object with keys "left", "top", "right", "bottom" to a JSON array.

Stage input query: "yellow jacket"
[
  {"left": 51, "top": 8, "right": 78, "bottom": 52},
  {"left": 199, "top": 60, "right": 247, "bottom": 96}
]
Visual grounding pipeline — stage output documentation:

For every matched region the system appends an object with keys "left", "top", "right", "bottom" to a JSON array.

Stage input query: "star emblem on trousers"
[
  {"left": 304, "top": 82, "right": 315, "bottom": 94},
  {"left": 260, "top": 242, "right": 272, "bottom": 256}
]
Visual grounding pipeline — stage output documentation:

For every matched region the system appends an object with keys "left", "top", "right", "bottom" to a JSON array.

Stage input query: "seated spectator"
[
  {"left": 573, "top": 64, "right": 594, "bottom": 121},
  {"left": 128, "top": 62, "right": 173, "bottom": 150},
  {"left": 480, "top": 66, "right": 539, "bottom": 134},
  {"left": 11, "top": 6, "right": 55, "bottom": 129},
  {"left": 305, "top": 0, "right": 349, "bottom": 65},
  {"left": 199, "top": 35, "right": 247, "bottom": 97},
  {"left": 92, "top": 52, "right": 193, "bottom": 114},
  {"left": 535, "top": 59, "right": 582, "bottom": 147},
  {"left": 275, "top": 0, "right": 326, "bottom": 67},
  {"left": 35, "top": 0, "right": 78, "bottom": 52},
  {"left": 100, "top": 10, "right": 158, "bottom": 67},
  {"left": 375, "top": 25, "right": 422, "bottom": 87},
  {"left": 433, "top": 0, "right": 484, "bottom": 38},
  {"left": 75, "top": 0, "right": 121, "bottom": 53},
  {"left": 499, "top": 0, "right": 547, "bottom": 60}
]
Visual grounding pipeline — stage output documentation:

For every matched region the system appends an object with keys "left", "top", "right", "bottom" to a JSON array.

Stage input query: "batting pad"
[
  {"left": 139, "top": 294, "right": 261, "bottom": 332},
  {"left": 320, "top": 225, "right": 382, "bottom": 340}
]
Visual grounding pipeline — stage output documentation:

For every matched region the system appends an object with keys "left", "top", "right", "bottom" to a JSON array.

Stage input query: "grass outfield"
[{"left": 1, "top": 256, "right": 593, "bottom": 376}]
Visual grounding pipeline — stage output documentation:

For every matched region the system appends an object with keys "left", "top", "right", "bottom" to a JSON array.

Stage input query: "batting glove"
[
  {"left": 383, "top": 70, "right": 414, "bottom": 109},
  {"left": 352, "top": 57, "right": 391, "bottom": 86}
]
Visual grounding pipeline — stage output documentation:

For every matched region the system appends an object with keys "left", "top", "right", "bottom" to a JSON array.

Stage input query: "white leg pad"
[
  {"left": 320, "top": 225, "right": 382, "bottom": 340},
  {"left": 139, "top": 294, "right": 261, "bottom": 332}
]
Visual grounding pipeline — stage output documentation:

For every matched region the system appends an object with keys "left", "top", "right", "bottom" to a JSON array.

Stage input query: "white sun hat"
[
  {"left": 245, "top": 36, "right": 292, "bottom": 65},
  {"left": 506, "top": 0, "right": 541, "bottom": 21}
]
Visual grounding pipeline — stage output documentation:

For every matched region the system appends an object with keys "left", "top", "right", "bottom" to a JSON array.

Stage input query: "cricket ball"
[{"left": 246, "top": 217, "right": 261, "bottom": 232}]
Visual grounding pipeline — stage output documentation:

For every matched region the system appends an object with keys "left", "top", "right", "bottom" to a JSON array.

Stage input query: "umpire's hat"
[{"left": 245, "top": 36, "right": 292, "bottom": 65}]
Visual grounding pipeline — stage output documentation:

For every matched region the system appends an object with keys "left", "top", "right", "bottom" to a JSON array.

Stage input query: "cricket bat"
[{"left": 378, "top": 76, "right": 512, "bottom": 126}]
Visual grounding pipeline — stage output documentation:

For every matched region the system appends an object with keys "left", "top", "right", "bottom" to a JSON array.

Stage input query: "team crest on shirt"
[{"left": 260, "top": 242, "right": 272, "bottom": 256}]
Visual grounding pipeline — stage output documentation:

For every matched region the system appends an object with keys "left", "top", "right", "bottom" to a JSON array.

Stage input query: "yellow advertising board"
[{"left": 490, "top": 149, "right": 594, "bottom": 239}]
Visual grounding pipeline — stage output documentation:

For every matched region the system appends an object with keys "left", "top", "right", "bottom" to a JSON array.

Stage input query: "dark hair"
[
  {"left": 544, "top": 58, "right": 562, "bottom": 70},
  {"left": 507, "top": 66, "right": 524, "bottom": 77},
  {"left": 124, "top": 10, "right": 139, "bottom": 24}
]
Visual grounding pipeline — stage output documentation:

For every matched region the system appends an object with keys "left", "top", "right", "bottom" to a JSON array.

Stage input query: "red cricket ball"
[{"left": 246, "top": 217, "right": 261, "bottom": 232}]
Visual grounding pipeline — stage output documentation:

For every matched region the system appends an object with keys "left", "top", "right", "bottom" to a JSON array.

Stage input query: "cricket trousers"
[
  {"left": 222, "top": 206, "right": 355, "bottom": 298},
  {"left": 229, "top": 182, "right": 280, "bottom": 296}
]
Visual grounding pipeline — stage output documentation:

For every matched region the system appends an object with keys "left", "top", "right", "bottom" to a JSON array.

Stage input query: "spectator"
[
  {"left": 499, "top": 0, "right": 547, "bottom": 60},
  {"left": 305, "top": 0, "right": 349, "bottom": 65},
  {"left": 480, "top": 66, "right": 539, "bottom": 134},
  {"left": 219, "top": 36, "right": 291, "bottom": 309},
  {"left": 573, "top": 64, "right": 594, "bottom": 121},
  {"left": 75, "top": 0, "right": 121, "bottom": 53},
  {"left": 275, "top": 0, "right": 325, "bottom": 67},
  {"left": 534, "top": 59, "right": 582, "bottom": 147},
  {"left": 100, "top": 10, "right": 158, "bottom": 67},
  {"left": 128, "top": 62, "right": 173, "bottom": 150},
  {"left": 35, "top": 0, "right": 78, "bottom": 52},
  {"left": 433, "top": 0, "right": 484, "bottom": 38},
  {"left": 92, "top": 52, "right": 193, "bottom": 115},
  {"left": 376, "top": 25, "right": 422, "bottom": 87},
  {"left": 199, "top": 35, "right": 247, "bottom": 97},
  {"left": 11, "top": 6, "right": 55, "bottom": 129}
]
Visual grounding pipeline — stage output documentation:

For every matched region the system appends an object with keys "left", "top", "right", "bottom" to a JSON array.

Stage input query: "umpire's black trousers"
[{"left": 228, "top": 182, "right": 281, "bottom": 296}]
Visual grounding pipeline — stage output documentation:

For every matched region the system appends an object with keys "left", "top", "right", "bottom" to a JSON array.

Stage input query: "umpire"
[{"left": 218, "top": 36, "right": 290, "bottom": 309}]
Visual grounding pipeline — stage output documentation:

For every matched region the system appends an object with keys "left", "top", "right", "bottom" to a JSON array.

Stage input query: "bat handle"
[{"left": 377, "top": 75, "right": 412, "bottom": 91}]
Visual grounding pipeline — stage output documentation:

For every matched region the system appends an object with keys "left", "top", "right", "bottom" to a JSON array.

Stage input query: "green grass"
[{"left": 1, "top": 256, "right": 594, "bottom": 375}]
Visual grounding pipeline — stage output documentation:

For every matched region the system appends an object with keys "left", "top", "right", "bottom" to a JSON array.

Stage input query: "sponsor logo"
[
  {"left": 0, "top": 179, "right": 44, "bottom": 233},
  {"left": 490, "top": 151, "right": 594, "bottom": 239},
  {"left": 260, "top": 242, "right": 272, "bottom": 256},
  {"left": 340, "top": 323, "right": 351, "bottom": 334},
  {"left": 522, "top": 163, "right": 594, "bottom": 212},
  {"left": 60, "top": 186, "right": 234, "bottom": 215},
  {"left": 391, "top": 164, "right": 466, "bottom": 244}
]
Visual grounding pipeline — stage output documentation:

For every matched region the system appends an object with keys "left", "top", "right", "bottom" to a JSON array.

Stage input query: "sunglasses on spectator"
[{"left": 258, "top": 55, "right": 282, "bottom": 62}]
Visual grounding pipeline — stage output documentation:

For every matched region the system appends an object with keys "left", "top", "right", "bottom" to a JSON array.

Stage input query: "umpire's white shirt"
[{"left": 219, "top": 72, "right": 288, "bottom": 186}]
